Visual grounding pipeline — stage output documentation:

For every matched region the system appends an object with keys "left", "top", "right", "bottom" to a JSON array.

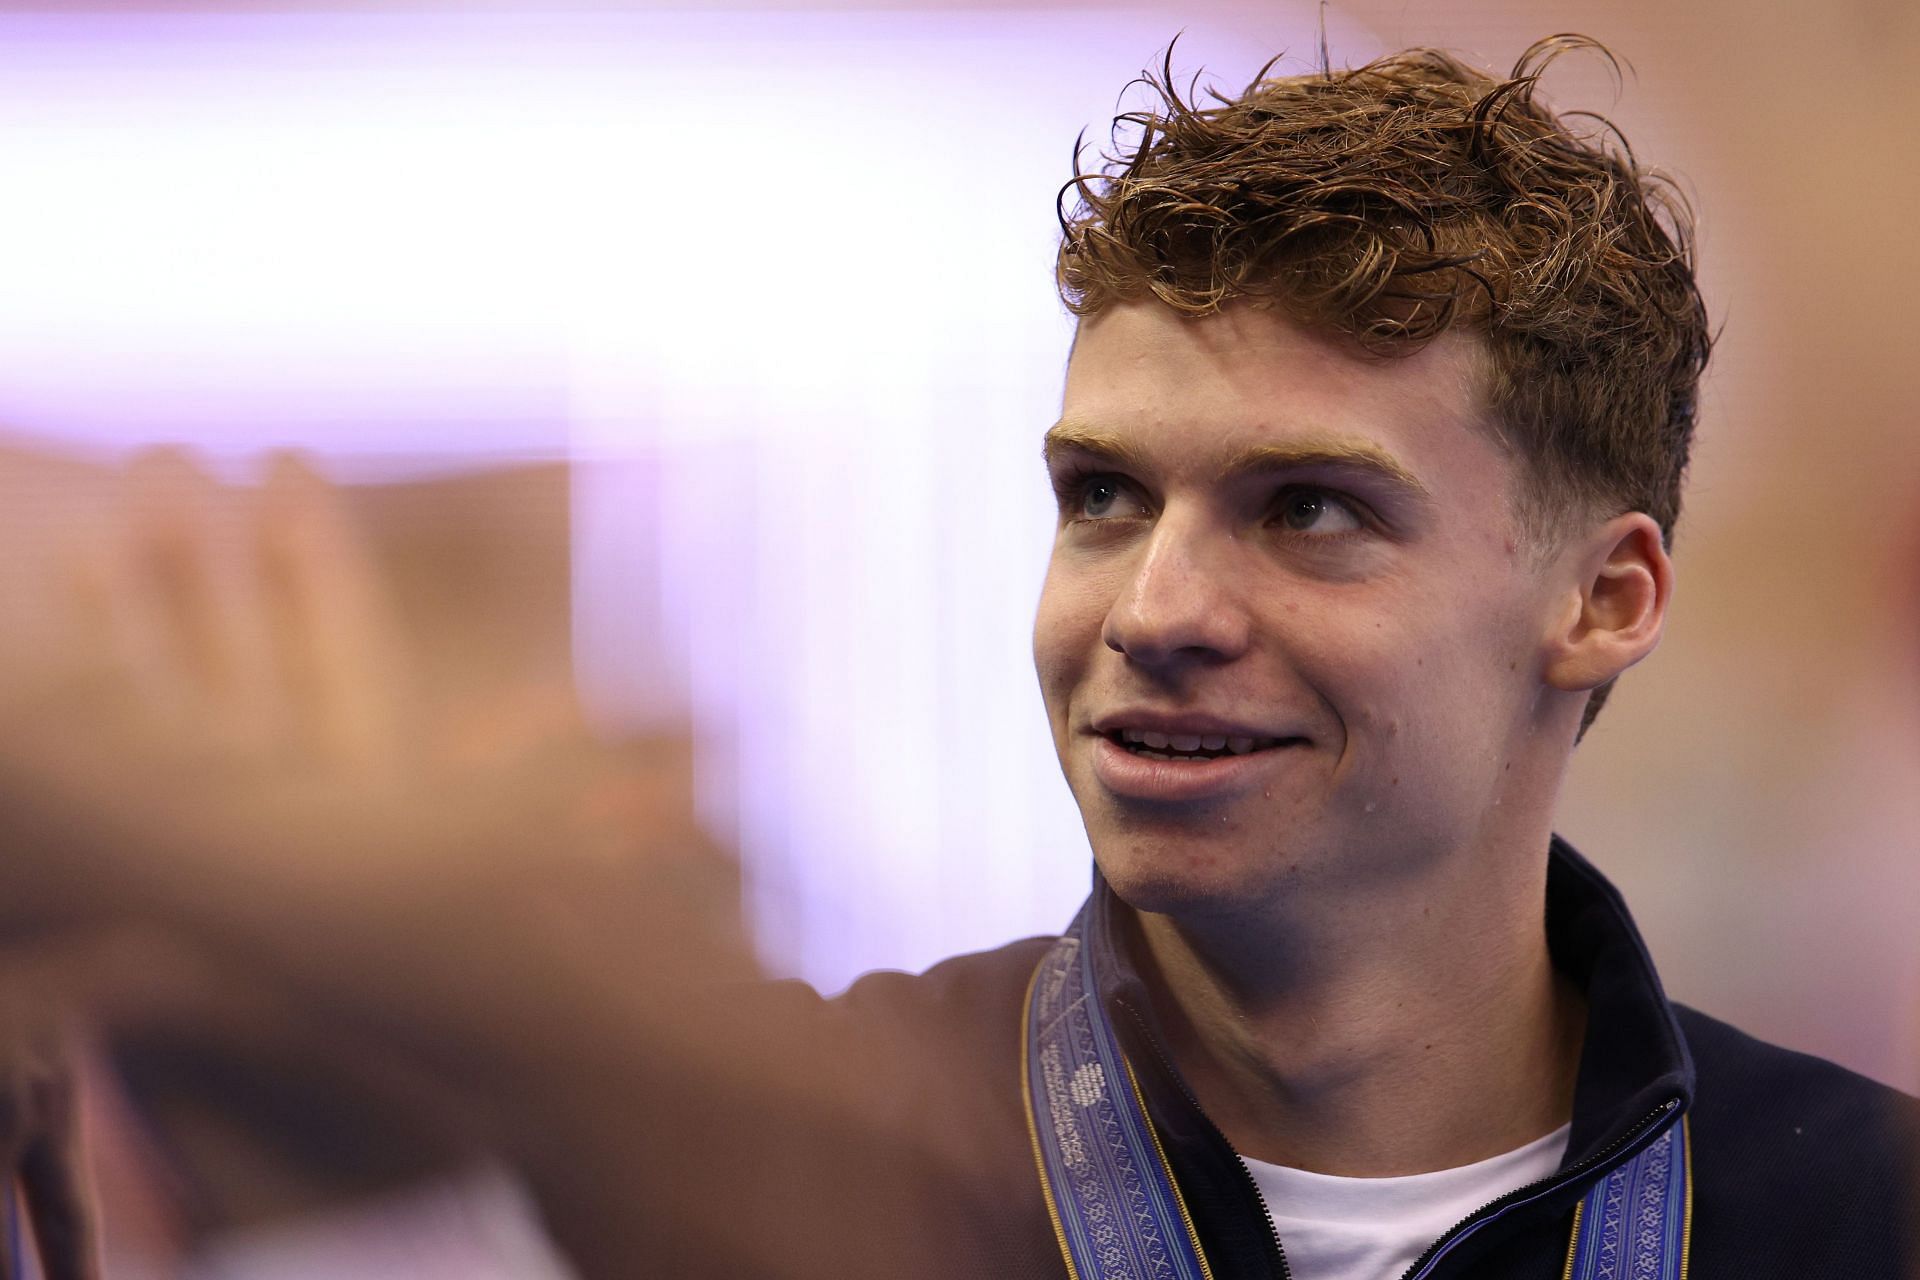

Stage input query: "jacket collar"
[
  {"left": 1083, "top": 834, "right": 1695, "bottom": 1175},
  {"left": 1541, "top": 835, "right": 1694, "bottom": 1163}
]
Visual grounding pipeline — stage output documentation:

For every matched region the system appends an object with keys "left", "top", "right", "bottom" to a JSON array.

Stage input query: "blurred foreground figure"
[{"left": 0, "top": 36, "right": 1916, "bottom": 1280}]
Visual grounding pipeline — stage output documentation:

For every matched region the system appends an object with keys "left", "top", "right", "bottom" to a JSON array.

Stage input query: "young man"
[
  {"left": 0, "top": 35, "right": 1913, "bottom": 1280},
  {"left": 597, "top": 39, "right": 1904, "bottom": 1279}
]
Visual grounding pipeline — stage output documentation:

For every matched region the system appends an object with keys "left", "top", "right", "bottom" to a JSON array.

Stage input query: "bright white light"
[{"left": 0, "top": 7, "right": 1351, "bottom": 989}]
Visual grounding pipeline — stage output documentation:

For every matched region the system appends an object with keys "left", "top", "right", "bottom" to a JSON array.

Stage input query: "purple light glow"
[{"left": 0, "top": 5, "right": 1339, "bottom": 989}]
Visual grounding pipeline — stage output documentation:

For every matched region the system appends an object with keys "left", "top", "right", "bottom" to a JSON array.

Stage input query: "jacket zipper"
[
  {"left": 1395, "top": 1096, "right": 1682, "bottom": 1280},
  {"left": 1121, "top": 996, "right": 1682, "bottom": 1280}
]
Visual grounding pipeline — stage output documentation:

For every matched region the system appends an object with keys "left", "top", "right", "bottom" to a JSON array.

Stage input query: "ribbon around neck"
[{"left": 1022, "top": 902, "right": 1689, "bottom": 1280}]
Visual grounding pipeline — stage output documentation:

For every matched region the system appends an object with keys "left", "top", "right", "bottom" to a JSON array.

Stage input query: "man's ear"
[{"left": 1542, "top": 512, "right": 1674, "bottom": 693}]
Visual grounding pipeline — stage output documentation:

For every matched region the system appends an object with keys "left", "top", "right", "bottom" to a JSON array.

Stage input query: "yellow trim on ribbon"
[
  {"left": 1121, "top": 1053, "right": 1217, "bottom": 1280},
  {"left": 1560, "top": 1197, "right": 1585, "bottom": 1280},
  {"left": 1679, "top": 1117, "right": 1693, "bottom": 1280}
]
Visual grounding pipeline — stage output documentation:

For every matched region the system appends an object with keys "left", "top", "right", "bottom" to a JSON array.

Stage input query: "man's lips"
[
  {"left": 1106, "top": 726, "right": 1290, "bottom": 759},
  {"left": 1087, "top": 725, "right": 1310, "bottom": 803},
  {"left": 1089, "top": 710, "right": 1304, "bottom": 744}
]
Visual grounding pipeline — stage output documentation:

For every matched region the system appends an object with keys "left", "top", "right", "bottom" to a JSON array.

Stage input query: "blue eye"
[
  {"left": 1277, "top": 488, "right": 1363, "bottom": 535},
  {"left": 1054, "top": 469, "right": 1143, "bottom": 522},
  {"left": 1082, "top": 478, "right": 1123, "bottom": 518}
]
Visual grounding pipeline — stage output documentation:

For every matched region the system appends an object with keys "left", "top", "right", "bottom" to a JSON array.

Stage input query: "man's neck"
[{"left": 1131, "top": 838, "right": 1586, "bottom": 1178}]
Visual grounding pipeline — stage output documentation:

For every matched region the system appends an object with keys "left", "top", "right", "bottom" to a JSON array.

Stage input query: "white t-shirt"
[{"left": 1242, "top": 1124, "right": 1571, "bottom": 1280}]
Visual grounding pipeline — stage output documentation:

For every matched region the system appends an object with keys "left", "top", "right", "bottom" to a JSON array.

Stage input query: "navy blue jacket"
[{"left": 530, "top": 838, "right": 1918, "bottom": 1278}]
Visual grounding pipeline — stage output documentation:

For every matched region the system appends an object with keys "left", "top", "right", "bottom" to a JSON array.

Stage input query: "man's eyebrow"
[
  {"left": 1042, "top": 422, "right": 1431, "bottom": 503},
  {"left": 1219, "top": 440, "right": 1432, "bottom": 503},
  {"left": 1040, "top": 422, "right": 1149, "bottom": 473}
]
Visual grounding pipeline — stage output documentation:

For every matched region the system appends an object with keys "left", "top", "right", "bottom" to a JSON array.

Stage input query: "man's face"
[{"left": 1033, "top": 300, "right": 1565, "bottom": 918}]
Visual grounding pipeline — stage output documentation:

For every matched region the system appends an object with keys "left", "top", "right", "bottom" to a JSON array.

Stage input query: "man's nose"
[{"left": 1100, "top": 515, "right": 1251, "bottom": 668}]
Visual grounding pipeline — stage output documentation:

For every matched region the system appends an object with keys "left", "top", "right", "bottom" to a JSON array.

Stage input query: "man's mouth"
[{"left": 1106, "top": 728, "right": 1303, "bottom": 762}]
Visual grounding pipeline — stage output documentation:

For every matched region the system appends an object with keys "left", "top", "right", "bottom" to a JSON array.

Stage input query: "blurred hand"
[
  {"left": 0, "top": 440, "right": 738, "bottom": 961},
  {"left": 0, "top": 442, "right": 757, "bottom": 1244},
  {"left": 0, "top": 444, "right": 422, "bottom": 928}
]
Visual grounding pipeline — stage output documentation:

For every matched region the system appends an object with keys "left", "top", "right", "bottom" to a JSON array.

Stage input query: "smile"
[
  {"left": 1091, "top": 728, "right": 1309, "bottom": 804},
  {"left": 1109, "top": 728, "right": 1292, "bottom": 761}
]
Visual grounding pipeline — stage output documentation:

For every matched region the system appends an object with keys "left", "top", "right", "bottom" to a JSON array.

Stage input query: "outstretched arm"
[{"left": 0, "top": 443, "right": 774, "bottom": 1272}]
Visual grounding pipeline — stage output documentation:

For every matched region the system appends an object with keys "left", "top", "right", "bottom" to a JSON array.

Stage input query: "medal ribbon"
[
  {"left": 1023, "top": 904, "right": 1689, "bottom": 1280},
  {"left": 1022, "top": 909, "right": 1211, "bottom": 1280},
  {"left": 1561, "top": 1117, "right": 1691, "bottom": 1280}
]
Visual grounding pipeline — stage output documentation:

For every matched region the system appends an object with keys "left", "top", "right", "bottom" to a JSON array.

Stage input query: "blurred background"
[{"left": 0, "top": 0, "right": 1913, "bottom": 1273}]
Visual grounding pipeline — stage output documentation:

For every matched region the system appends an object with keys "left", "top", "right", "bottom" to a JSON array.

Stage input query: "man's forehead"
[{"left": 1055, "top": 304, "right": 1508, "bottom": 505}]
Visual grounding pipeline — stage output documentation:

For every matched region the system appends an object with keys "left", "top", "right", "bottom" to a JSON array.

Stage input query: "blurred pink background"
[{"left": 0, "top": 7, "right": 1911, "bottom": 1253}]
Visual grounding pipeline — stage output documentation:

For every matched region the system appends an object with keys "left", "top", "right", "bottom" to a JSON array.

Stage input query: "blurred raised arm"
[{"left": 0, "top": 441, "right": 767, "bottom": 1273}]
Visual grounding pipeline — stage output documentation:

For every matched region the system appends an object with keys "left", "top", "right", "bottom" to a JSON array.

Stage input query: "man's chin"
[{"left": 1090, "top": 842, "right": 1292, "bottom": 922}]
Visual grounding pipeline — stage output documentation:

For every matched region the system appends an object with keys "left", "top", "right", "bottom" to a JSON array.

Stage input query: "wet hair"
[{"left": 1057, "top": 36, "right": 1712, "bottom": 733}]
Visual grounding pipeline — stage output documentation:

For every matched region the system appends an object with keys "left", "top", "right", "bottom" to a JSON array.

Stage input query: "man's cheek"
[
  {"left": 1032, "top": 575, "right": 1103, "bottom": 666},
  {"left": 1320, "top": 657, "right": 1456, "bottom": 782}
]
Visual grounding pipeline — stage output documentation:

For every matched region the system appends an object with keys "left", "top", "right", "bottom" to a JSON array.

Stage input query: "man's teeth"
[{"left": 1117, "top": 729, "right": 1279, "bottom": 756}]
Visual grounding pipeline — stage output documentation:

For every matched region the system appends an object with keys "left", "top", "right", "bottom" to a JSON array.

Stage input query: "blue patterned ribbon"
[
  {"left": 1022, "top": 911, "right": 1213, "bottom": 1280},
  {"left": 1024, "top": 908, "right": 1690, "bottom": 1280},
  {"left": 1565, "top": 1118, "right": 1691, "bottom": 1280}
]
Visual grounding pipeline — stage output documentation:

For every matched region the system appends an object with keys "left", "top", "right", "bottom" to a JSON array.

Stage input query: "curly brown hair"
[{"left": 1056, "top": 35, "right": 1712, "bottom": 734}]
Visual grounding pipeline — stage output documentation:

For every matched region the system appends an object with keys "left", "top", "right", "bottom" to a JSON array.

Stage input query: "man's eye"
[
  {"left": 1082, "top": 478, "right": 1121, "bottom": 517},
  {"left": 1276, "top": 488, "right": 1364, "bottom": 535},
  {"left": 1072, "top": 475, "right": 1143, "bottom": 521}
]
